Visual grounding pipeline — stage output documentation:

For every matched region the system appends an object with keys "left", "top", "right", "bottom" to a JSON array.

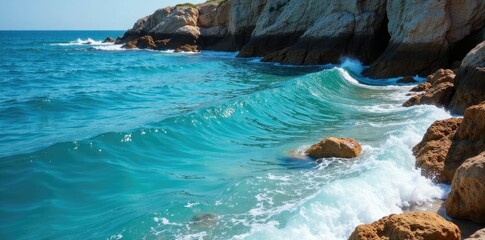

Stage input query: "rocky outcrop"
[
  {"left": 365, "top": 0, "right": 485, "bottom": 78},
  {"left": 445, "top": 152, "right": 485, "bottom": 224},
  {"left": 102, "top": 37, "right": 115, "bottom": 43},
  {"left": 121, "top": 0, "right": 485, "bottom": 76},
  {"left": 306, "top": 137, "right": 362, "bottom": 159},
  {"left": 449, "top": 41, "right": 485, "bottom": 114},
  {"left": 413, "top": 118, "right": 463, "bottom": 183},
  {"left": 465, "top": 228, "right": 485, "bottom": 240},
  {"left": 348, "top": 212, "right": 461, "bottom": 240},
  {"left": 403, "top": 69, "right": 456, "bottom": 108},
  {"left": 413, "top": 102, "right": 485, "bottom": 184}
]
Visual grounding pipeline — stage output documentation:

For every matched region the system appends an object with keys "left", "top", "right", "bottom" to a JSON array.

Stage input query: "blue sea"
[{"left": 0, "top": 31, "right": 452, "bottom": 239}]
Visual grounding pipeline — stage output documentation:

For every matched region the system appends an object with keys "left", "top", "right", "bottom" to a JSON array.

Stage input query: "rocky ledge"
[{"left": 118, "top": 0, "right": 485, "bottom": 78}]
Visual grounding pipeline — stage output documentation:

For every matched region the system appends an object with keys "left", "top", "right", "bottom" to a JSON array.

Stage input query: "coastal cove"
[
  {"left": 2, "top": 0, "right": 485, "bottom": 238},
  {"left": 0, "top": 31, "right": 459, "bottom": 239}
]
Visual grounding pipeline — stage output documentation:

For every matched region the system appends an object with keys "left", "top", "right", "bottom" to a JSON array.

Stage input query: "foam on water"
[{"left": 1, "top": 31, "right": 455, "bottom": 240}]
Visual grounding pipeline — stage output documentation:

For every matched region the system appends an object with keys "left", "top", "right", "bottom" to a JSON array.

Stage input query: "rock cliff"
[{"left": 119, "top": 0, "right": 485, "bottom": 78}]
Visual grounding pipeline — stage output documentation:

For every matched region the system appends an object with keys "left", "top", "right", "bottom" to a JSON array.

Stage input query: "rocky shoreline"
[
  {"left": 117, "top": 0, "right": 485, "bottom": 78},
  {"left": 118, "top": 0, "right": 485, "bottom": 239}
]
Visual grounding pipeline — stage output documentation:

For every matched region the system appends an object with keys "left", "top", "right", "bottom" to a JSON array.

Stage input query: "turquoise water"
[{"left": 0, "top": 31, "right": 451, "bottom": 239}]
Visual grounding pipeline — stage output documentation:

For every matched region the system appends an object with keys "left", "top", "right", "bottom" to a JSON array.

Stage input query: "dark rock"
[
  {"left": 397, "top": 76, "right": 417, "bottom": 83},
  {"left": 102, "top": 37, "right": 115, "bottom": 43}
]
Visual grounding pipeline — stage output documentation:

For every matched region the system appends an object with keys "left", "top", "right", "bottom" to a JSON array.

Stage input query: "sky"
[{"left": 0, "top": 0, "right": 206, "bottom": 30}]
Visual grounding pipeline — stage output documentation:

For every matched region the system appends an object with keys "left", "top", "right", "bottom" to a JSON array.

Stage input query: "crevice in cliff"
[
  {"left": 371, "top": 14, "right": 391, "bottom": 64},
  {"left": 448, "top": 26, "right": 485, "bottom": 68}
]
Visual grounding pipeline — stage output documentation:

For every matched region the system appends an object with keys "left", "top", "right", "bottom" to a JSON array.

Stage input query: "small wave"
[{"left": 52, "top": 38, "right": 112, "bottom": 46}]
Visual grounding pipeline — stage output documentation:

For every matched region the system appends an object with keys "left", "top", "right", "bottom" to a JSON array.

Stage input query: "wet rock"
[
  {"left": 122, "top": 35, "right": 156, "bottom": 50},
  {"left": 397, "top": 76, "right": 417, "bottom": 83},
  {"left": 306, "top": 137, "right": 362, "bottom": 159},
  {"left": 413, "top": 118, "right": 463, "bottom": 183},
  {"left": 403, "top": 69, "right": 456, "bottom": 108},
  {"left": 446, "top": 152, "right": 485, "bottom": 224},
  {"left": 102, "top": 37, "right": 115, "bottom": 43},
  {"left": 410, "top": 82, "right": 431, "bottom": 92},
  {"left": 348, "top": 212, "right": 461, "bottom": 240}
]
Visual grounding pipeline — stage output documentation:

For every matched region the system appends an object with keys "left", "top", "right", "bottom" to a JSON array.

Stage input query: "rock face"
[
  {"left": 445, "top": 152, "right": 485, "bottom": 224},
  {"left": 443, "top": 102, "right": 485, "bottom": 180},
  {"left": 120, "top": 0, "right": 485, "bottom": 77},
  {"left": 413, "top": 102, "right": 485, "bottom": 184},
  {"left": 306, "top": 137, "right": 362, "bottom": 159},
  {"left": 348, "top": 212, "right": 461, "bottom": 240},
  {"left": 413, "top": 118, "right": 463, "bottom": 183},
  {"left": 449, "top": 41, "right": 485, "bottom": 114},
  {"left": 365, "top": 0, "right": 485, "bottom": 78},
  {"left": 403, "top": 69, "right": 456, "bottom": 108}
]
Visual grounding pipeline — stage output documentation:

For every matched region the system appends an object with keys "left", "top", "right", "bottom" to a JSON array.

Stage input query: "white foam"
[
  {"left": 234, "top": 106, "right": 451, "bottom": 240},
  {"left": 53, "top": 38, "right": 112, "bottom": 46}
]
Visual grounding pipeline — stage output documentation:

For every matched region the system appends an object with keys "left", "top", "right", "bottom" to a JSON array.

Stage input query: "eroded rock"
[
  {"left": 413, "top": 118, "right": 463, "bottom": 183},
  {"left": 403, "top": 69, "right": 456, "bottom": 108},
  {"left": 348, "top": 212, "right": 461, "bottom": 240}
]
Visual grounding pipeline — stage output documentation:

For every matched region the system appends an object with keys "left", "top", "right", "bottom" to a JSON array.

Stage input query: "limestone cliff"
[{"left": 119, "top": 0, "right": 485, "bottom": 78}]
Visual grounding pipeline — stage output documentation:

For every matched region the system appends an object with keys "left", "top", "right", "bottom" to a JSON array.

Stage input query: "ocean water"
[{"left": 0, "top": 31, "right": 452, "bottom": 240}]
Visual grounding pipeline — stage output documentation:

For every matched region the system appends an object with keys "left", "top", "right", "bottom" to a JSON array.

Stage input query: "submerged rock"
[
  {"left": 413, "top": 118, "right": 462, "bottom": 183},
  {"left": 446, "top": 152, "right": 485, "bottom": 224},
  {"left": 306, "top": 137, "right": 362, "bottom": 159},
  {"left": 348, "top": 212, "right": 461, "bottom": 240},
  {"left": 191, "top": 213, "right": 218, "bottom": 228}
]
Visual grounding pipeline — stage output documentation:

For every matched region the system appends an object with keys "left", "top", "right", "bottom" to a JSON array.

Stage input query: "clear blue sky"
[{"left": 0, "top": 0, "right": 206, "bottom": 30}]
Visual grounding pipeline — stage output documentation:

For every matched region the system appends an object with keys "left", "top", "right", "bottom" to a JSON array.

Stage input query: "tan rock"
[
  {"left": 348, "top": 212, "right": 461, "bottom": 240},
  {"left": 443, "top": 102, "right": 485, "bottom": 180},
  {"left": 413, "top": 118, "right": 462, "bottom": 183},
  {"left": 403, "top": 69, "right": 456, "bottom": 108},
  {"left": 410, "top": 82, "right": 431, "bottom": 92},
  {"left": 306, "top": 137, "right": 362, "bottom": 159},
  {"left": 445, "top": 152, "right": 485, "bottom": 224}
]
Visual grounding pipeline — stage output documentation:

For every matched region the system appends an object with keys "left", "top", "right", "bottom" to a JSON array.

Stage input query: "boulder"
[
  {"left": 449, "top": 41, "right": 485, "bottom": 114},
  {"left": 413, "top": 118, "right": 463, "bottom": 183},
  {"left": 403, "top": 69, "right": 456, "bottom": 108},
  {"left": 102, "top": 37, "right": 115, "bottom": 43},
  {"left": 465, "top": 228, "right": 485, "bottom": 240},
  {"left": 348, "top": 212, "right": 461, "bottom": 240},
  {"left": 445, "top": 152, "right": 485, "bottom": 224},
  {"left": 306, "top": 137, "right": 362, "bottom": 159}
]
